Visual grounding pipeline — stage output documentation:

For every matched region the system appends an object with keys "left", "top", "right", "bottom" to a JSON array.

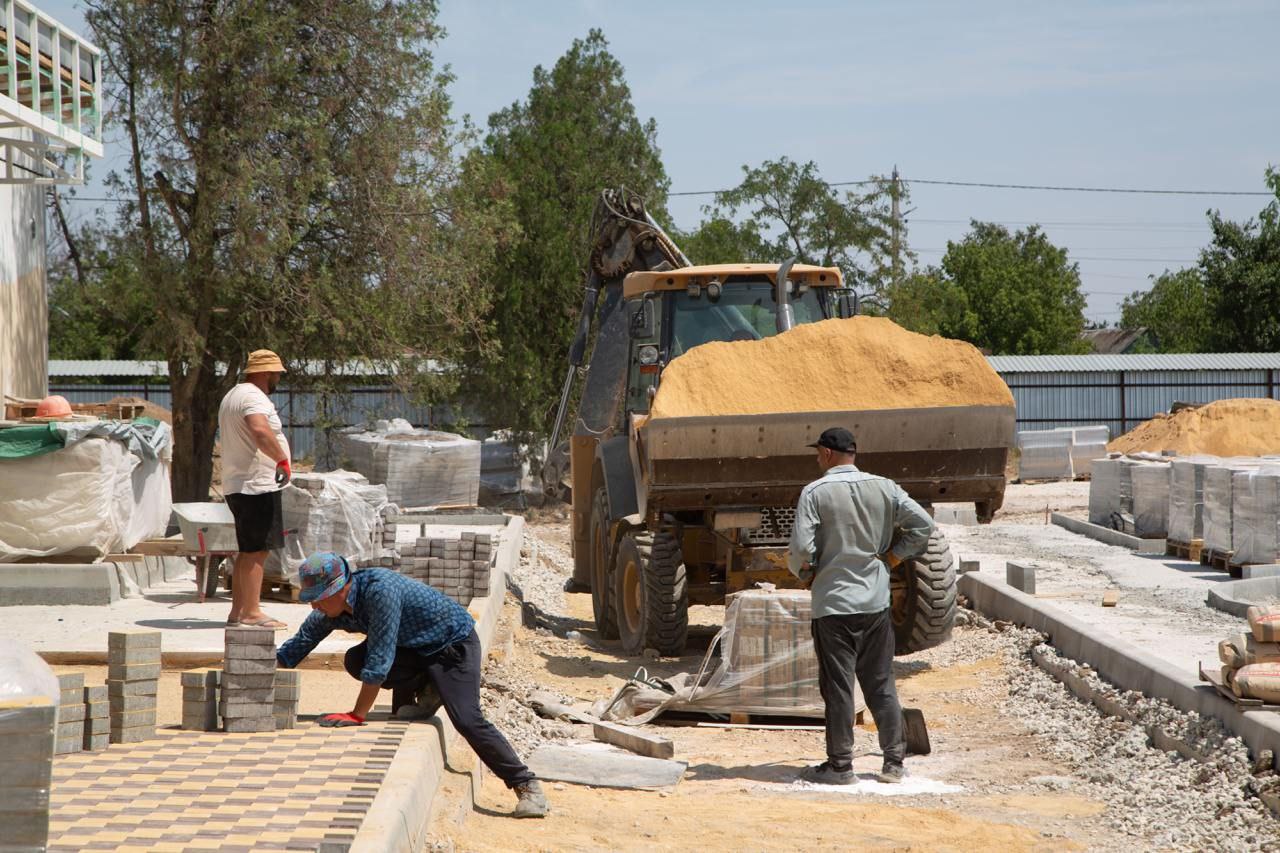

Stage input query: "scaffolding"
[{"left": 0, "top": 0, "right": 102, "bottom": 184}]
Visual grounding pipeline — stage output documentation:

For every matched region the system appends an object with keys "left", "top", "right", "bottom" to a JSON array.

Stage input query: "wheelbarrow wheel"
[{"left": 204, "top": 556, "right": 225, "bottom": 599}]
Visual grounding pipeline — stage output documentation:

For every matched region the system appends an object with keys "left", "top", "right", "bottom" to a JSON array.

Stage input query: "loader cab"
[{"left": 622, "top": 264, "right": 846, "bottom": 415}]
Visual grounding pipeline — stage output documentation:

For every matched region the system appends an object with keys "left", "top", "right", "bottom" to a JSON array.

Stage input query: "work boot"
[
  {"left": 877, "top": 762, "right": 907, "bottom": 783},
  {"left": 512, "top": 780, "right": 549, "bottom": 818},
  {"left": 799, "top": 761, "right": 855, "bottom": 785}
]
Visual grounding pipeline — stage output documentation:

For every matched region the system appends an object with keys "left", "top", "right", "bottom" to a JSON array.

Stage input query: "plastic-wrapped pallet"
[
  {"left": 1067, "top": 426, "right": 1110, "bottom": 479},
  {"left": 1016, "top": 430, "right": 1073, "bottom": 481},
  {"left": 1231, "top": 466, "right": 1280, "bottom": 566},
  {"left": 334, "top": 423, "right": 480, "bottom": 509},
  {"left": 264, "top": 471, "right": 389, "bottom": 585},
  {"left": 1089, "top": 457, "right": 1125, "bottom": 526},
  {"left": 1167, "top": 455, "right": 1219, "bottom": 543},
  {"left": 1130, "top": 461, "right": 1171, "bottom": 538},
  {"left": 1203, "top": 459, "right": 1265, "bottom": 555}
]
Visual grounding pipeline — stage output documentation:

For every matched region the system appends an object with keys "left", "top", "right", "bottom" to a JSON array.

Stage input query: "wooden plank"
[
  {"left": 1101, "top": 590, "right": 1120, "bottom": 607},
  {"left": 592, "top": 720, "right": 675, "bottom": 760},
  {"left": 131, "top": 537, "right": 188, "bottom": 557}
]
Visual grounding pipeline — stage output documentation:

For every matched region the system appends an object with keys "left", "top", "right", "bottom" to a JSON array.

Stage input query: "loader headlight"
[{"left": 637, "top": 345, "right": 659, "bottom": 365}]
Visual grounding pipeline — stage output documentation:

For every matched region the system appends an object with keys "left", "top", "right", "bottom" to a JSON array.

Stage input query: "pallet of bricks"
[
  {"left": 1212, "top": 606, "right": 1280, "bottom": 708},
  {"left": 2, "top": 692, "right": 57, "bottom": 850},
  {"left": 218, "top": 625, "right": 301, "bottom": 732},
  {"left": 108, "top": 630, "right": 161, "bottom": 743},
  {"left": 359, "top": 521, "right": 495, "bottom": 605},
  {"left": 1200, "top": 459, "right": 1280, "bottom": 575}
]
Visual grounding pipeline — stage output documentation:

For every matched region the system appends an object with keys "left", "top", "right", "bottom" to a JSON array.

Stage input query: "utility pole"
[{"left": 890, "top": 165, "right": 902, "bottom": 286}]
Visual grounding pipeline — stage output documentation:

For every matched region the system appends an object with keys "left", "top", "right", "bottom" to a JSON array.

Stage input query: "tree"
[
  {"left": 470, "top": 29, "right": 669, "bottom": 437},
  {"left": 920, "top": 222, "right": 1089, "bottom": 355},
  {"left": 884, "top": 268, "right": 973, "bottom": 338},
  {"left": 1201, "top": 167, "right": 1280, "bottom": 351},
  {"left": 83, "top": 0, "right": 511, "bottom": 500},
  {"left": 685, "top": 158, "right": 904, "bottom": 303},
  {"left": 1119, "top": 268, "right": 1211, "bottom": 352}
]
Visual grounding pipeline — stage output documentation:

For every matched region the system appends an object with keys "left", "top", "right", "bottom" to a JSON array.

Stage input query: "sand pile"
[
  {"left": 649, "top": 316, "right": 1014, "bottom": 418},
  {"left": 1109, "top": 398, "right": 1280, "bottom": 456}
]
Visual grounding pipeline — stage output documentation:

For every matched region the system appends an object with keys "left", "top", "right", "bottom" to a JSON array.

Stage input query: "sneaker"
[
  {"left": 877, "top": 763, "right": 906, "bottom": 783},
  {"left": 513, "top": 780, "right": 549, "bottom": 818},
  {"left": 799, "top": 761, "right": 855, "bottom": 785}
]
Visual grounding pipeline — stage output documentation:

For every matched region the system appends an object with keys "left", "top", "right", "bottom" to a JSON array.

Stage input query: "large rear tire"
[
  {"left": 614, "top": 530, "right": 689, "bottom": 656},
  {"left": 589, "top": 489, "right": 620, "bottom": 640},
  {"left": 891, "top": 529, "right": 956, "bottom": 655}
]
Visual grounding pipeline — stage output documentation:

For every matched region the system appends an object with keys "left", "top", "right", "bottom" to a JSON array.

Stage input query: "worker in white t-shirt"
[{"left": 217, "top": 349, "right": 292, "bottom": 629}]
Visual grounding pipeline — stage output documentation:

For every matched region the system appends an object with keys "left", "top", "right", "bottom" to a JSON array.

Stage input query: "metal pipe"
[{"left": 775, "top": 257, "right": 796, "bottom": 333}]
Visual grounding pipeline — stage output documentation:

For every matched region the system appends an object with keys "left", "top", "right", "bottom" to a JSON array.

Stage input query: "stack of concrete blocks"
[
  {"left": 108, "top": 630, "right": 161, "bottom": 743},
  {"left": 410, "top": 531, "right": 494, "bottom": 605},
  {"left": 1231, "top": 466, "right": 1280, "bottom": 567},
  {"left": 1067, "top": 426, "right": 1110, "bottom": 479},
  {"left": 0, "top": 695, "right": 56, "bottom": 850},
  {"left": 55, "top": 672, "right": 86, "bottom": 754},
  {"left": 221, "top": 626, "right": 277, "bottom": 732},
  {"left": 180, "top": 668, "right": 221, "bottom": 731},
  {"left": 1130, "top": 461, "right": 1171, "bottom": 538},
  {"left": 1089, "top": 457, "right": 1126, "bottom": 526},
  {"left": 334, "top": 426, "right": 481, "bottom": 509},
  {"left": 1204, "top": 459, "right": 1266, "bottom": 556},
  {"left": 273, "top": 670, "right": 300, "bottom": 729},
  {"left": 1167, "top": 455, "right": 1220, "bottom": 543},
  {"left": 1016, "top": 429, "right": 1074, "bottom": 481},
  {"left": 82, "top": 683, "right": 109, "bottom": 751}
]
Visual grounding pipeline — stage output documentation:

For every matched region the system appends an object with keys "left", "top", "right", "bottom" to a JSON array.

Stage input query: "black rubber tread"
[
  {"left": 615, "top": 529, "right": 689, "bottom": 657},
  {"left": 892, "top": 529, "right": 957, "bottom": 655},
  {"left": 589, "top": 489, "right": 619, "bottom": 640}
]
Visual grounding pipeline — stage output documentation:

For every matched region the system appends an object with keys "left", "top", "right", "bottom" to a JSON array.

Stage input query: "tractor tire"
[
  {"left": 614, "top": 529, "right": 689, "bottom": 656},
  {"left": 589, "top": 489, "right": 619, "bottom": 640},
  {"left": 891, "top": 529, "right": 957, "bottom": 655}
]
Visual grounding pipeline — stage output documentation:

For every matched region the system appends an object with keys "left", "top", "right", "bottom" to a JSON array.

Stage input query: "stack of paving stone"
[
  {"left": 108, "top": 630, "right": 161, "bottom": 743},
  {"left": 1, "top": 694, "right": 56, "bottom": 850},
  {"left": 273, "top": 669, "right": 300, "bottom": 729},
  {"left": 180, "top": 668, "right": 221, "bottom": 731},
  {"left": 410, "top": 531, "right": 494, "bottom": 604},
  {"left": 82, "top": 683, "right": 109, "bottom": 751},
  {"left": 55, "top": 672, "right": 86, "bottom": 754},
  {"left": 222, "top": 626, "right": 277, "bottom": 732}
]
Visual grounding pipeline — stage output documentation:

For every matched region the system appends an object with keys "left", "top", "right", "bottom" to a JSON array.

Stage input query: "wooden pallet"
[
  {"left": 1202, "top": 548, "right": 1235, "bottom": 573},
  {"left": 1199, "top": 662, "right": 1280, "bottom": 712},
  {"left": 261, "top": 579, "right": 300, "bottom": 603},
  {"left": 1166, "top": 538, "right": 1204, "bottom": 562}
]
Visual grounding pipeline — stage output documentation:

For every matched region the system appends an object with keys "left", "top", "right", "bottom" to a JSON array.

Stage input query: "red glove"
[
  {"left": 274, "top": 458, "right": 292, "bottom": 486},
  {"left": 318, "top": 711, "right": 365, "bottom": 727}
]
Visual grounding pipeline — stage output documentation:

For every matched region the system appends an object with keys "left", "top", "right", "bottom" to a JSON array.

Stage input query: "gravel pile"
[
  {"left": 507, "top": 529, "right": 572, "bottom": 621},
  {"left": 945, "top": 610, "right": 1280, "bottom": 851}
]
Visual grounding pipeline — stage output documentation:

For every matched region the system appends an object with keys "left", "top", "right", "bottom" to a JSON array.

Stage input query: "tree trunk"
[{"left": 168, "top": 354, "right": 231, "bottom": 503}]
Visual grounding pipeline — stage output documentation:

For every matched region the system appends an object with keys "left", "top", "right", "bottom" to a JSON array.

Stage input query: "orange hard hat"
[{"left": 35, "top": 395, "right": 72, "bottom": 418}]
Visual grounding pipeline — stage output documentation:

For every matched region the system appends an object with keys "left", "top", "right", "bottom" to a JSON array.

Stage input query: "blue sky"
[{"left": 41, "top": 0, "right": 1280, "bottom": 324}]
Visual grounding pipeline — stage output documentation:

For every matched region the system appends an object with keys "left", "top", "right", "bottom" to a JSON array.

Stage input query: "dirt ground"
[{"left": 425, "top": 513, "right": 1125, "bottom": 853}]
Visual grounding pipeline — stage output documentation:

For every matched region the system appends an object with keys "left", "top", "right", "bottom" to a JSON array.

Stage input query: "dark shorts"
[{"left": 225, "top": 491, "right": 284, "bottom": 553}]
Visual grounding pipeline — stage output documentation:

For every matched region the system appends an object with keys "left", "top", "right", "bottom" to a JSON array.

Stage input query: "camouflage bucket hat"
[{"left": 298, "top": 551, "right": 349, "bottom": 603}]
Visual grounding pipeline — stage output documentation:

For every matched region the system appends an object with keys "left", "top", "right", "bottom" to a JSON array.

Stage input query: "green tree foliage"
[
  {"left": 82, "top": 0, "right": 511, "bottom": 500},
  {"left": 1200, "top": 168, "right": 1280, "bottom": 351},
  {"left": 682, "top": 158, "right": 903, "bottom": 301},
  {"left": 1119, "top": 268, "right": 1211, "bottom": 352},
  {"left": 470, "top": 29, "right": 668, "bottom": 436},
  {"left": 890, "top": 222, "right": 1088, "bottom": 355}
]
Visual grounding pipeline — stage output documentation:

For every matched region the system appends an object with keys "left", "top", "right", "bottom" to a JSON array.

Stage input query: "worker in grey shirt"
[{"left": 788, "top": 427, "right": 934, "bottom": 784}]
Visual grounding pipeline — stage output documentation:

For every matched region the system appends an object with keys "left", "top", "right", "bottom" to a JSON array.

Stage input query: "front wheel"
[
  {"left": 614, "top": 530, "right": 688, "bottom": 656},
  {"left": 891, "top": 529, "right": 957, "bottom": 655},
  {"left": 589, "top": 489, "right": 619, "bottom": 640}
]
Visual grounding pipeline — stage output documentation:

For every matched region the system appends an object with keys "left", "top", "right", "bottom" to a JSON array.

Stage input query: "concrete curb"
[
  {"left": 1050, "top": 512, "right": 1166, "bottom": 554},
  {"left": 1206, "top": 577, "right": 1280, "bottom": 618},
  {"left": 351, "top": 515, "right": 524, "bottom": 853},
  {"left": 959, "top": 571, "right": 1280, "bottom": 766}
]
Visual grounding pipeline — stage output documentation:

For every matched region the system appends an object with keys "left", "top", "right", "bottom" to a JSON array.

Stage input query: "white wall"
[{"left": 0, "top": 135, "right": 49, "bottom": 404}]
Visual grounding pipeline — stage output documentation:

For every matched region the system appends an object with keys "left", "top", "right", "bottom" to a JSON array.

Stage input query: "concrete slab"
[
  {"left": 0, "top": 563, "right": 121, "bottom": 605},
  {"left": 526, "top": 744, "right": 687, "bottom": 789},
  {"left": 1051, "top": 513, "right": 1166, "bottom": 554},
  {"left": 1006, "top": 561, "right": 1036, "bottom": 594},
  {"left": 1206, "top": 577, "right": 1280, "bottom": 618},
  {"left": 1242, "top": 564, "right": 1280, "bottom": 580}
]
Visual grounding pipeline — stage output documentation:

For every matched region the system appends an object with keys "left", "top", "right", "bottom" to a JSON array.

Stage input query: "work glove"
[
  {"left": 274, "top": 458, "right": 292, "bottom": 486},
  {"left": 884, "top": 552, "right": 903, "bottom": 569},
  {"left": 317, "top": 711, "right": 365, "bottom": 727}
]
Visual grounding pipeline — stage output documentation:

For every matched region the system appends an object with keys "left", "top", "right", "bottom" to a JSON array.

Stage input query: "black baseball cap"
[{"left": 808, "top": 427, "right": 857, "bottom": 453}]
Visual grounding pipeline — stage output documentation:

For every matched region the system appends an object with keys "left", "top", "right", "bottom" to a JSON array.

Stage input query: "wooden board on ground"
[
  {"left": 1198, "top": 662, "right": 1280, "bottom": 712},
  {"left": 526, "top": 744, "right": 687, "bottom": 790}
]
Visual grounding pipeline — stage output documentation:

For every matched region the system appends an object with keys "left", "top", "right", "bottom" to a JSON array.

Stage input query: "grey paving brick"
[
  {"left": 107, "top": 646, "right": 161, "bottom": 666},
  {"left": 223, "top": 657, "right": 276, "bottom": 675},
  {"left": 82, "top": 684, "right": 107, "bottom": 703},
  {"left": 180, "top": 668, "right": 222, "bottom": 688},
  {"left": 109, "top": 693, "right": 156, "bottom": 712},
  {"left": 107, "top": 662, "right": 161, "bottom": 681},
  {"left": 106, "top": 679, "right": 158, "bottom": 697},
  {"left": 223, "top": 716, "right": 275, "bottom": 733},
  {"left": 107, "top": 629, "right": 161, "bottom": 649},
  {"left": 57, "top": 702, "right": 86, "bottom": 722},
  {"left": 221, "top": 672, "right": 275, "bottom": 690},
  {"left": 55, "top": 673, "right": 85, "bottom": 692},
  {"left": 224, "top": 626, "right": 277, "bottom": 645},
  {"left": 224, "top": 642, "right": 276, "bottom": 660},
  {"left": 219, "top": 700, "right": 274, "bottom": 717},
  {"left": 83, "top": 732, "right": 110, "bottom": 751},
  {"left": 110, "top": 708, "right": 157, "bottom": 728},
  {"left": 109, "top": 724, "right": 155, "bottom": 744}
]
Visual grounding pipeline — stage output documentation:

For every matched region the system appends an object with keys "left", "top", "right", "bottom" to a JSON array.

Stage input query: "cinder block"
[
  {"left": 110, "top": 708, "right": 157, "bottom": 728},
  {"left": 223, "top": 717, "right": 275, "bottom": 733},
  {"left": 1006, "top": 561, "right": 1036, "bottom": 595},
  {"left": 224, "top": 643, "right": 276, "bottom": 661},
  {"left": 107, "top": 630, "right": 161, "bottom": 650},
  {"left": 219, "top": 700, "right": 274, "bottom": 717},
  {"left": 180, "top": 668, "right": 222, "bottom": 688},
  {"left": 0, "top": 699, "right": 56, "bottom": 736},
  {"left": 110, "top": 725, "right": 155, "bottom": 744},
  {"left": 55, "top": 672, "right": 85, "bottom": 692},
  {"left": 83, "top": 685, "right": 107, "bottom": 703},
  {"left": 107, "top": 646, "right": 161, "bottom": 666},
  {"left": 220, "top": 687, "right": 275, "bottom": 704},
  {"left": 106, "top": 679, "right": 157, "bottom": 697},
  {"left": 224, "top": 657, "right": 276, "bottom": 675},
  {"left": 224, "top": 626, "right": 276, "bottom": 645},
  {"left": 57, "top": 703, "right": 85, "bottom": 723},
  {"left": 222, "top": 672, "right": 275, "bottom": 690},
  {"left": 84, "top": 732, "right": 110, "bottom": 751},
  {"left": 107, "top": 662, "right": 161, "bottom": 681},
  {"left": 109, "top": 693, "right": 156, "bottom": 712}
]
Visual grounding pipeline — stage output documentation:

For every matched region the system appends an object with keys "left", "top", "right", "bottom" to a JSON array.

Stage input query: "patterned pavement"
[{"left": 47, "top": 721, "right": 410, "bottom": 852}]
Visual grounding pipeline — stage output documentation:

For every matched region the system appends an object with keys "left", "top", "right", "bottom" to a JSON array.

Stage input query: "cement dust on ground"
[{"left": 425, "top": 517, "right": 1125, "bottom": 852}]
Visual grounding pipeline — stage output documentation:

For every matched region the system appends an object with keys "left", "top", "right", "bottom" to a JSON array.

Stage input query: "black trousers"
[
  {"left": 344, "top": 629, "right": 534, "bottom": 788},
  {"left": 811, "top": 609, "right": 905, "bottom": 770}
]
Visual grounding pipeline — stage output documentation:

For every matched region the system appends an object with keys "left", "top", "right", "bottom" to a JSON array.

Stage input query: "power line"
[{"left": 669, "top": 177, "right": 1271, "bottom": 198}]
